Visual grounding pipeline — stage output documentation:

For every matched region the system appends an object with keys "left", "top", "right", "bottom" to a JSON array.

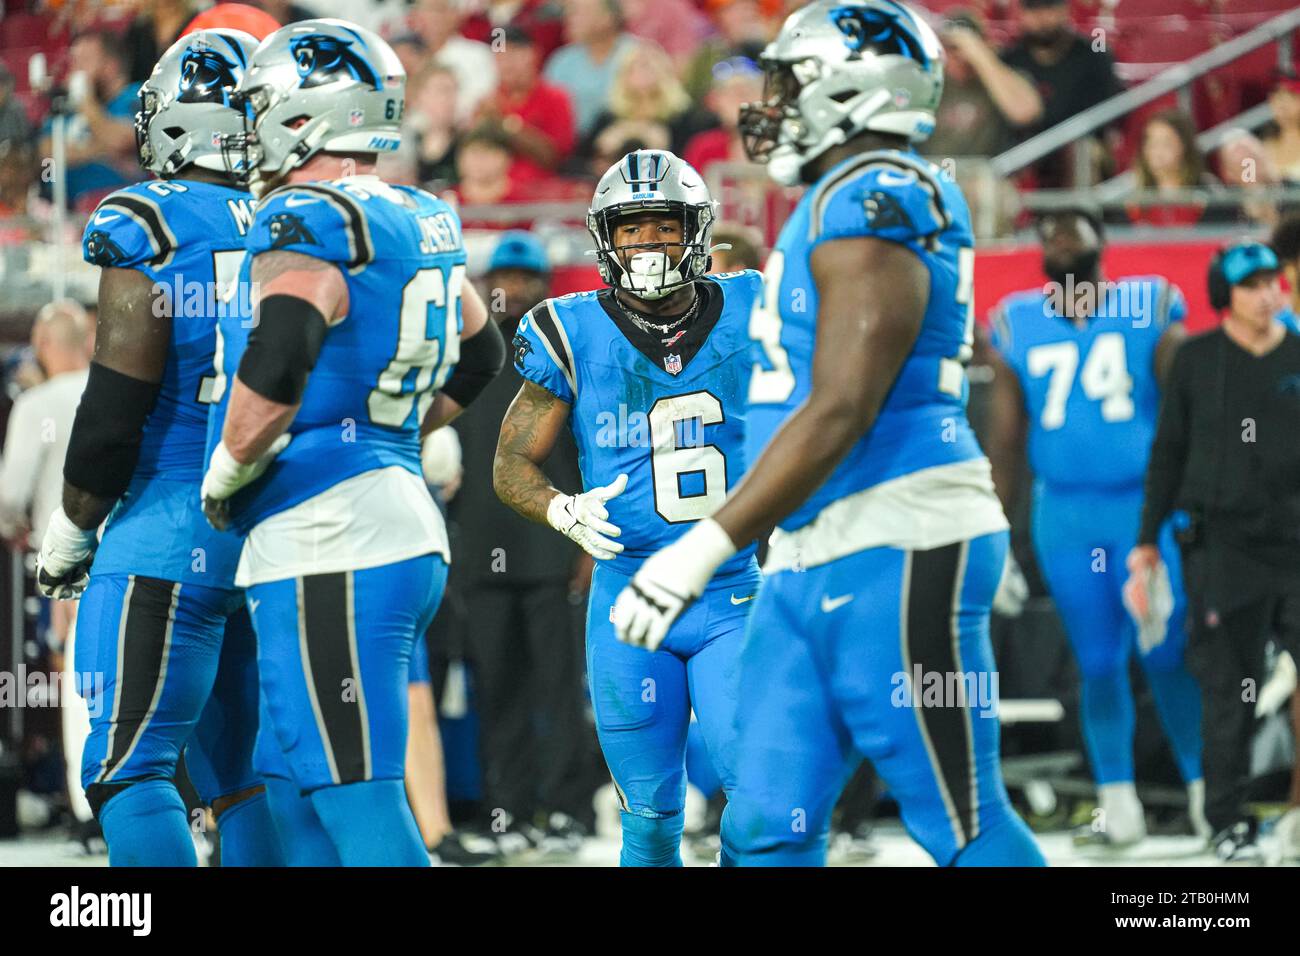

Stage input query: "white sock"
[
  {"left": 1186, "top": 779, "right": 1211, "bottom": 840},
  {"left": 1099, "top": 782, "right": 1146, "bottom": 845}
]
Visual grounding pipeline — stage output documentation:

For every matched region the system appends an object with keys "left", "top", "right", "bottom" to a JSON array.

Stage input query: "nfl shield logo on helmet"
[
  {"left": 664, "top": 353, "right": 682, "bottom": 375},
  {"left": 348, "top": 108, "right": 364, "bottom": 126}
]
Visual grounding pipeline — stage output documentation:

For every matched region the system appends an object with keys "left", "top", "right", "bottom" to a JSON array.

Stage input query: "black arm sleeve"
[
  {"left": 236, "top": 294, "right": 328, "bottom": 405},
  {"left": 441, "top": 318, "right": 506, "bottom": 408},
  {"left": 64, "top": 362, "right": 161, "bottom": 499},
  {"left": 1138, "top": 344, "right": 1191, "bottom": 545}
]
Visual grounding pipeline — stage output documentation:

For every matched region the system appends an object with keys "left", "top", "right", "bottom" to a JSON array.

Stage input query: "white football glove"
[
  {"left": 613, "top": 518, "right": 737, "bottom": 652},
  {"left": 36, "top": 506, "right": 99, "bottom": 600},
  {"left": 992, "top": 552, "right": 1029, "bottom": 618},
  {"left": 547, "top": 473, "right": 628, "bottom": 561},
  {"left": 201, "top": 434, "right": 291, "bottom": 531}
]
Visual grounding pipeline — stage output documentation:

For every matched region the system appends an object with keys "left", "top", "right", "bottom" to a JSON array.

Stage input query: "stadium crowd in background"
[{"left": 0, "top": 0, "right": 1299, "bottom": 864}]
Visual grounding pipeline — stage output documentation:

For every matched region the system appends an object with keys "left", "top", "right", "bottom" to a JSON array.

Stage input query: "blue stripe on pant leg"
[{"left": 74, "top": 573, "right": 230, "bottom": 864}]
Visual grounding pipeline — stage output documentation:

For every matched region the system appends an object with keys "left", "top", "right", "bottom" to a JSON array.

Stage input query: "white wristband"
[
  {"left": 675, "top": 518, "right": 738, "bottom": 581},
  {"left": 45, "top": 506, "right": 98, "bottom": 554},
  {"left": 546, "top": 493, "right": 575, "bottom": 534},
  {"left": 203, "top": 441, "right": 255, "bottom": 501}
]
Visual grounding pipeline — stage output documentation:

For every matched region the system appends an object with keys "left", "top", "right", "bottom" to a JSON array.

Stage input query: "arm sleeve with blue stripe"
[
  {"left": 513, "top": 307, "right": 575, "bottom": 405},
  {"left": 247, "top": 186, "right": 372, "bottom": 268}
]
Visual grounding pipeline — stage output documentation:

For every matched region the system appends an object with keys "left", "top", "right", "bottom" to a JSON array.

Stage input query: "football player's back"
[
  {"left": 212, "top": 175, "right": 467, "bottom": 537},
  {"left": 36, "top": 28, "right": 284, "bottom": 868},
  {"left": 199, "top": 19, "right": 505, "bottom": 866}
]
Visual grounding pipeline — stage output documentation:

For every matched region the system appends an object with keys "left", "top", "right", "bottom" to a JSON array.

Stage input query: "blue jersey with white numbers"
[
  {"left": 514, "top": 272, "right": 761, "bottom": 580},
  {"left": 82, "top": 178, "right": 255, "bottom": 586},
  {"left": 748, "top": 149, "right": 983, "bottom": 532},
  {"left": 991, "top": 276, "right": 1186, "bottom": 491},
  {"left": 208, "top": 176, "right": 466, "bottom": 535}
]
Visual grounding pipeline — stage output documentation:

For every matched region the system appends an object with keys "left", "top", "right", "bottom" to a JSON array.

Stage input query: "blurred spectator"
[
  {"left": 39, "top": 32, "right": 142, "bottom": 210},
  {"left": 580, "top": 42, "right": 716, "bottom": 163},
  {"left": 620, "top": 0, "right": 712, "bottom": 67},
  {"left": 708, "top": 222, "right": 763, "bottom": 272},
  {"left": 449, "top": 231, "right": 596, "bottom": 841},
  {"left": 922, "top": 9, "right": 1042, "bottom": 161},
  {"left": 475, "top": 26, "right": 575, "bottom": 186},
  {"left": 0, "top": 139, "right": 39, "bottom": 245},
  {"left": 1262, "top": 72, "right": 1300, "bottom": 183},
  {"left": 0, "top": 64, "right": 32, "bottom": 145},
  {"left": 683, "top": 56, "right": 764, "bottom": 176},
  {"left": 459, "top": 0, "right": 566, "bottom": 64},
  {"left": 124, "top": 0, "right": 194, "bottom": 84},
  {"left": 542, "top": 0, "right": 637, "bottom": 137},
  {"left": 1219, "top": 129, "right": 1283, "bottom": 228},
  {"left": 681, "top": 0, "right": 772, "bottom": 103},
  {"left": 409, "top": 0, "right": 499, "bottom": 125},
  {"left": 448, "top": 125, "right": 531, "bottom": 207},
  {"left": 1000, "top": 0, "right": 1124, "bottom": 187},
  {"left": 388, "top": 29, "right": 431, "bottom": 76},
  {"left": 256, "top": 0, "right": 321, "bottom": 26},
  {"left": 0, "top": 301, "right": 92, "bottom": 551},
  {"left": 383, "top": 62, "right": 463, "bottom": 188},
  {"left": 1126, "top": 110, "right": 1221, "bottom": 227}
]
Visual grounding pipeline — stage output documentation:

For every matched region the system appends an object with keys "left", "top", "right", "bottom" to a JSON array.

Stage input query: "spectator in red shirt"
[
  {"left": 474, "top": 25, "right": 576, "bottom": 187},
  {"left": 1126, "top": 109, "right": 1221, "bottom": 227},
  {"left": 683, "top": 56, "right": 764, "bottom": 177},
  {"left": 446, "top": 125, "right": 535, "bottom": 229},
  {"left": 620, "top": 0, "right": 713, "bottom": 69},
  {"left": 459, "top": 0, "right": 565, "bottom": 64}
]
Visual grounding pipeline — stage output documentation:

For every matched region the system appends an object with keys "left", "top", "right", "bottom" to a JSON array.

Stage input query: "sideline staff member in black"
[{"left": 1128, "top": 241, "right": 1300, "bottom": 861}]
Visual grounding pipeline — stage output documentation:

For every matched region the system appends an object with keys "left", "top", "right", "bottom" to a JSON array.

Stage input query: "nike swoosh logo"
[
  {"left": 730, "top": 594, "right": 755, "bottom": 605},
  {"left": 877, "top": 171, "right": 916, "bottom": 187},
  {"left": 284, "top": 194, "right": 318, "bottom": 207},
  {"left": 93, "top": 212, "right": 120, "bottom": 225},
  {"left": 821, "top": 593, "right": 854, "bottom": 613}
]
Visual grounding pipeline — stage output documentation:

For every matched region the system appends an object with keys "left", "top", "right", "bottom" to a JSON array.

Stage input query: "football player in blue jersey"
[
  {"left": 984, "top": 207, "right": 1207, "bottom": 847},
  {"left": 33, "top": 28, "right": 286, "bottom": 867},
  {"left": 493, "top": 149, "right": 762, "bottom": 866},
  {"left": 199, "top": 19, "right": 504, "bottom": 866},
  {"left": 612, "top": 0, "right": 1045, "bottom": 866}
]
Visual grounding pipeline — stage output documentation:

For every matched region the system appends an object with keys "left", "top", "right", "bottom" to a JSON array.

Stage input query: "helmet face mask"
[
  {"left": 588, "top": 151, "right": 718, "bottom": 303},
  {"left": 135, "top": 29, "right": 260, "bottom": 178},
  {"left": 220, "top": 19, "right": 406, "bottom": 197},
  {"left": 738, "top": 0, "right": 944, "bottom": 186}
]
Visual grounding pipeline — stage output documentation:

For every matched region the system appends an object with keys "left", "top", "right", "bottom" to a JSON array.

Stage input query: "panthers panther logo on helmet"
[
  {"left": 289, "top": 33, "right": 382, "bottom": 91},
  {"left": 830, "top": 3, "right": 932, "bottom": 64},
  {"left": 178, "top": 45, "right": 243, "bottom": 107},
  {"left": 266, "top": 212, "right": 319, "bottom": 249}
]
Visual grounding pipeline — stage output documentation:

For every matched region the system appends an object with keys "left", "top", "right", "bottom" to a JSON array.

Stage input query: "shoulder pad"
[
  {"left": 248, "top": 184, "right": 375, "bottom": 269},
  {"left": 808, "top": 152, "right": 950, "bottom": 246},
  {"left": 83, "top": 184, "right": 182, "bottom": 269}
]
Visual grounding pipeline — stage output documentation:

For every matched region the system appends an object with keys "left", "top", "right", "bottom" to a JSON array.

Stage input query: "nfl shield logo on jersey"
[{"left": 664, "top": 353, "right": 682, "bottom": 375}]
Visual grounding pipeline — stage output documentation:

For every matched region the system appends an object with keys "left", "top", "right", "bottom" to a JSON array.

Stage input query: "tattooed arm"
[
  {"left": 494, "top": 380, "right": 626, "bottom": 560},
  {"left": 493, "top": 380, "right": 573, "bottom": 524}
]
